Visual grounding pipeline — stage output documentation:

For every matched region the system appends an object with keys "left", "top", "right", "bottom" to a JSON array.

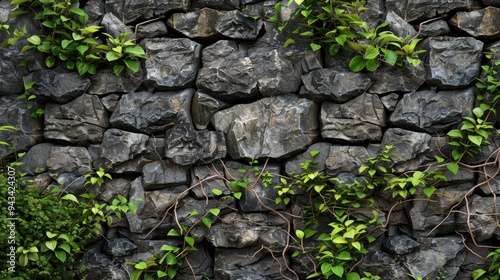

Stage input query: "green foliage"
[
  {"left": 273, "top": 0, "right": 425, "bottom": 72},
  {"left": 4, "top": 0, "right": 146, "bottom": 75},
  {"left": 17, "top": 80, "right": 44, "bottom": 118},
  {"left": 0, "top": 125, "right": 16, "bottom": 146},
  {"left": 84, "top": 166, "right": 112, "bottom": 187},
  {"left": 472, "top": 249, "right": 500, "bottom": 280}
]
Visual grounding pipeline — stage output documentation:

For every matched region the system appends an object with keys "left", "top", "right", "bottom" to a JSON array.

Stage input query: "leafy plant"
[
  {"left": 5, "top": 0, "right": 146, "bottom": 75},
  {"left": 17, "top": 80, "right": 44, "bottom": 118},
  {"left": 472, "top": 249, "right": 500, "bottom": 280},
  {"left": 271, "top": 0, "right": 425, "bottom": 72}
]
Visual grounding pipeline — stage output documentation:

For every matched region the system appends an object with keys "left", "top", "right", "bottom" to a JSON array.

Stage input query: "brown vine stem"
[
  {"left": 133, "top": 17, "right": 162, "bottom": 39},
  {"left": 409, "top": 14, "right": 447, "bottom": 42}
]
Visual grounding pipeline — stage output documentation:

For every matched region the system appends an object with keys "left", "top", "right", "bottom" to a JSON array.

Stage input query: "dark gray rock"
[
  {"left": 300, "top": 68, "right": 371, "bottom": 103},
  {"left": 383, "top": 235, "right": 420, "bottom": 255},
  {"left": 25, "top": 69, "right": 91, "bottom": 103},
  {"left": 82, "top": 0, "right": 105, "bottom": 26},
  {"left": 380, "top": 93, "right": 400, "bottom": 111},
  {"left": 449, "top": 7, "right": 500, "bottom": 38},
  {"left": 214, "top": 246, "right": 293, "bottom": 279},
  {"left": 101, "top": 12, "right": 133, "bottom": 38},
  {"left": 46, "top": 146, "right": 92, "bottom": 194},
  {"left": 140, "top": 187, "right": 186, "bottom": 218},
  {"left": 190, "top": 163, "right": 230, "bottom": 199},
  {"left": 385, "top": 0, "right": 475, "bottom": 22},
  {"left": 105, "top": 0, "right": 190, "bottom": 24},
  {"left": 44, "top": 94, "right": 109, "bottom": 144},
  {"left": 142, "top": 38, "right": 201, "bottom": 90},
  {"left": 135, "top": 20, "right": 168, "bottom": 39},
  {"left": 144, "top": 137, "right": 166, "bottom": 161},
  {"left": 165, "top": 123, "right": 227, "bottom": 166},
  {"left": 22, "top": 173, "right": 52, "bottom": 190},
  {"left": 99, "top": 178, "right": 132, "bottom": 203},
  {"left": 18, "top": 143, "right": 54, "bottom": 175},
  {"left": 80, "top": 243, "right": 129, "bottom": 280},
  {"left": 110, "top": 90, "right": 193, "bottom": 134},
  {"left": 94, "top": 128, "right": 149, "bottom": 168},
  {"left": 0, "top": 95, "right": 43, "bottom": 157},
  {"left": 321, "top": 93, "right": 386, "bottom": 143},
  {"left": 177, "top": 243, "right": 214, "bottom": 280},
  {"left": 390, "top": 88, "right": 475, "bottom": 134},
  {"left": 195, "top": 0, "right": 238, "bottom": 9},
  {"left": 87, "top": 66, "right": 143, "bottom": 95},
  {"left": 285, "top": 142, "right": 331, "bottom": 176},
  {"left": 385, "top": 11, "right": 417, "bottom": 39},
  {"left": 215, "top": 10, "right": 263, "bottom": 40},
  {"left": 167, "top": 8, "right": 221, "bottom": 39},
  {"left": 212, "top": 93, "right": 320, "bottom": 160},
  {"left": 197, "top": 40, "right": 260, "bottom": 102},
  {"left": 103, "top": 238, "right": 137, "bottom": 257},
  {"left": 424, "top": 37, "right": 483, "bottom": 89},
  {"left": 359, "top": 0, "right": 385, "bottom": 29},
  {"left": 191, "top": 91, "right": 230, "bottom": 130},
  {"left": 456, "top": 195, "right": 498, "bottom": 242},
  {"left": 418, "top": 19, "right": 450, "bottom": 38},
  {"left": 325, "top": 145, "right": 371, "bottom": 177},
  {"left": 142, "top": 160, "right": 188, "bottom": 190},
  {"left": 100, "top": 94, "right": 121, "bottom": 111},
  {"left": 111, "top": 156, "right": 152, "bottom": 175},
  {"left": 477, "top": 165, "right": 500, "bottom": 195},
  {"left": 367, "top": 61, "right": 426, "bottom": 94},
  {"left": 483, "top": 0, "right": 500, "bottom": 7}
]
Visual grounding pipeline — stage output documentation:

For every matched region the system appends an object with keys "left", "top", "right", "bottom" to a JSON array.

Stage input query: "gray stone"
[
  {"left": 212, "top": 94, "right": 320, "bottom": 159},
  {"left": 165, "top": 123, "right": 227, "bottom": 166},
  {"left": 456, "top": 195, "right": 498, "bottom": 242},
  {"left": 406, "top": 236, "right": 465, "bottom": 279},
  {"left": 385, "top": 0, "right": 474, "bottom": 22},
  {"left": 103, "top": 238, "right": 137, "bottom": 257},
  {"left": 383, "top": 235, "right": 420, "bottom": 255},
  {"left": 321, "top": 93, "right": 386, "bottom": 143},
  {"left": 80, "top": 243, "right": 129, "bottom": 280},
  {"left": 99, "top": 178, "right": 132, "bottom": 203},
  {"left": 46, "top": 146, "right": 92, "bottom": 194},
  {"left": 142, "top": 38, "right": 201, "bottom": 90},
  {"left": 325, "top": 145, "right": 371, "bottom": 177},
  {"left": 215, "top": 10, "right": 263, "bottom": 40},
  {"left": 380, "top": 93, "right": 400, "bottom": 111},
  {"left": 144, "top": 137, "right": 166, "bottom": 161},
  {"left": 100, "top": 94, "right": 121, "bottom": 111},
  {"left": 105, "top": 0, "right": 190, "bottom": 24},
  {"left": 22, "top": 173, "right": 52, "bottom": 190},
  {"left": 87, "top": 65, "right": 143, "bottom": 95},
  {"left": 25, "top": 69, "right": 91, "bottom": 103},
  {"left": 167, "top": 8, "right": 221, "bottom": 39},
  {"left": 0, "top": 95, "right": 43, "bottom": 157},
  {"left": 110, "top": 90, "right": 193, "bottom": 134},
  {"left": 140, "top": 187, "right": 186, "bottom": 218},
  {"left": 477, "top": 165, "right": 500, "bottom": 195},
  {"left": 214, "top": 246, "right": 293, "bottom": 279},
  {"left": 359, "top": 0, "right": 385, "bottom": 29},
  {"left": 18, "top": 143, "right": 54, "bottom": 175},
  {"left": 418, "top": 19, "right": 450, "bottom": 38},
  {"left": 300, "top": 68, "right": 371, "bottom": 103},
  {"left": 191, "top": 91, "right": 230, "bottom": 130},
  {"left": 197, "top": 40, "right": 260, "bottom": 102},
  {"left": 195, "top": 0, "right": 238, "bottom": 9},
  {"left": 449, "top": 7, "right": 500, "bottom": 38},
  {"left": 82, "top": 0, "right": 105, "bottom": 26},
  {"left": 390, "top": 88, "right": 475, "bottom": 135},
  {"left": 285, "top": 142, "right": 331, "bottom": 176},
  {"left": 135, "top": 20, "right": 168, "bottom": 39},
  {"left": 111, "top": 156, "right": 152, "bottom": 175},
  {"left": 483, "top": 0, "right": 500, "bottom": 7},
  {"left": 44, "top": 94, "right": 109, "bottom": 144},
  {"left": 424, "top": 37, "right": 483, "bottom": 89},
  {"left": 385, "top": 11, "right": 417, "bottom": 39},
  {"left": 101, "top": 12, "right": 133, "bottom": 38},
  {"left": 190, "top": 163, "right": 230, "bottom": 199},
  {"left": 142, "top": 160, "right": 188, "bottom": 190},
  {"left": 94, "top": 128, "right": 149, "bottom": 168},
  {"left": 177, "top": 243, "right": 214, "bottom": 280},
  {"left": 367, "top": 61, "right": 426, "bottom": 94}
]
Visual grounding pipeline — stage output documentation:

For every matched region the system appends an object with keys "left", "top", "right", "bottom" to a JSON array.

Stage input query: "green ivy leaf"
[
  {"left": 310, "top": 42, "right": 321, "bottom": 52},
  {"left": 349, "top": 55, "right": 366, "bottom": 72},
  {"left": 447, "top": 163, "right": 459, "bottom": 175},
  {"left": 27, "top": 35, "right": 41, "bottom": 45},
  {"left": 134, "top": 262, "right": 148, "bottom": 270}
]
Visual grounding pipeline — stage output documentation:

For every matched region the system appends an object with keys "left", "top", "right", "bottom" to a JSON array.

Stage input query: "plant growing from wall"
[
  {"left": 4, "top": 0, "right": 146, "bottom": 75},
  {"left": 271, "top": 0, "right": 425, "bottom": 72}
]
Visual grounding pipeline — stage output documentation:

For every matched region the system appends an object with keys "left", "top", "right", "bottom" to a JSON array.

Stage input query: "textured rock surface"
[
  {"left": 385, "top": 0, "right": 474, "bottom": 22},
  {"left": 212, "top": 94, "right": 320, "bottom": 159},
  {"left": 26, "top": 69, "right": 90, "bottom": 103},
  {"left": 450, "top": 7, "right": 500, "bottom": 38},
  {"left": 105, "top": 0, "right": 190, "bottom": 23},
  {"left": 94, "top": 129, "right": 149, "bottom": 168}
]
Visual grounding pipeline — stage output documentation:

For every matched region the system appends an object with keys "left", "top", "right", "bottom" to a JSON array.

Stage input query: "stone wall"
[{"left": 1, "top": 0, "right": 500, "bottom": 279}]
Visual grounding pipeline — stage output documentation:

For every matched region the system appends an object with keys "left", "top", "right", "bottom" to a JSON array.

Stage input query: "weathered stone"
[
  {"left": 321, "top": 93, "right": 386, "bottom": 143},
  {"left": 105, "top": 0, "right": 190, "bottom": 24},
  {"left": 167, "top": 8, "right": 221, "bottom": 39},
  {"left": 359, "top": 0, "right": 385, "bottom": 28},
  {"left": 406, "top": 236, "right": 465, "bottom": 279},
  {"left": 101, "top": 12, "right": 133, "bottom": 38},
  {"left": 380, "top": 93, "right": 399, "bottom": 111},
  {"left": 0, "top": 95, "right": 43, "bottom": 157},
  {"left": 300, "top": 68, "right": 371, "bottom": 103},
  {"left": 385, "top": 0, "right": 474, "bottom": 22},
  {"left": 44, "top": 94, "right": 109, "bottom": 144},
  {"left": 110, "top": 90, "right": 193, "bottom": 134},
  {"left": 100, "top": 94, "right": 121, "bottom": 111},
  {"left": 111, "top": 156, "right": 152, "bottom": 175},
  {"left": 424, "top": 36, "right": 483, "bottom": 89},
  {"left": 103, "top": 238, "right": 137, "bottom": 257},
  {"left": 456, "top": 195, "right": 498, "bottom": 242},
  {"left": 87, "top": 65, "right": 143, "bottom": 95},
  {"left": 136, "top": 20, "right": 168, "bottom": 39},
  {"left": 285, "top": 142, "right": 331, "bottom": 176},
  {"left": 142, "top": 38, "right": 201, "bottom": 90},
  {"left": 80, "top": 243, "right": 129, "bottom": 280},
  {"left": 46, "top": 146, "right": 92, "bottom": 194},
  {"left": 483, "top": 0, "right": 500, "bottom": 7},
  {"left": 176, "top": 196, "right": 236, "bottom": 230},
  {"left": 367, "top": 62, "right": 426, "bottom": 94},
  {"left": 25, "top": 69, "right": 91, "bottom": 103},
  {"left": 390, "top": 88, "right": 475, "bottom": 134},
  {"left": 142, "top": 160, "right": 188, "bottom": 190},
  {"left": 208, "top": 212, "right": 288, "bottom": 249},
  {"left": 418, "top": 19, "right": 450, "bottom": 38},
  {"left": 99, "top": 178, "right": 132, "bottom": 203},
  {"left": 383, "top": 235, "right": 420, "bottom": 255},
  {"left": 385, "top": 11, "right": 417, "bottom": 39},
  {"left": 18, "top": 143, "right": 54, "bottom": 175},
  {"left": 195, "top": 0, "right": 238, "bottom": 9},
  {"left": 140, "top": 187, "right": 186, "bottom": 218},
  {"left": 325, "top": 146, "right": 371, "bottom": 177},
  {"left": 165, "top": 124, "right": 227, "bottom": 166},
  {"left": 190, "top": 163, "right": 229, "bottom": 199},
  {"left": 144, "top": 137, "right": 166, "bottom": 161},
  {"left": 197, "top": 40, "right": 259, "bottom": 102},
  {"left": 82, "top": 0, "right": 105, "bottom": 26},
  {"left": 449, "top": 7, "right": 500, "bottom": 38},
  {"left": 378, "top": 128, "right": 434, "bottom": 172},
  {"left": 214, "top": 246, "right": 293, "bottom": 279},
  {"left": 477, "top": 165, "right": 500, "bottom": 195},
  {"left": 212, "top": 94, "right": 320, "bottom": 159},
  {"left": 94, "top": 128, "right": 149, "bottom": 168},
  {"left": 191, "top": 91, "right": 230, "bottom": 130},
  {"left": 177, "top": 243, "right": 215, "bottom": 280},
  {"left": 215, "top": 10, "right": 263, "bottom": 40}
]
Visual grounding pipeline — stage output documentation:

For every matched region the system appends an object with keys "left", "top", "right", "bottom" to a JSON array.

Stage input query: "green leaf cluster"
[
  {"left": 5, "top": 0, "right": 146, "bottom": 75},
  {"left": 273, "top": 0, "right": 425, "bottom": 72}
]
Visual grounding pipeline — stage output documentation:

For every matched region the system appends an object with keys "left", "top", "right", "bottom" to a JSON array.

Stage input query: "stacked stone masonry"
[{"left": 1, "top": 0, "right": 500, "bottom": 279}]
